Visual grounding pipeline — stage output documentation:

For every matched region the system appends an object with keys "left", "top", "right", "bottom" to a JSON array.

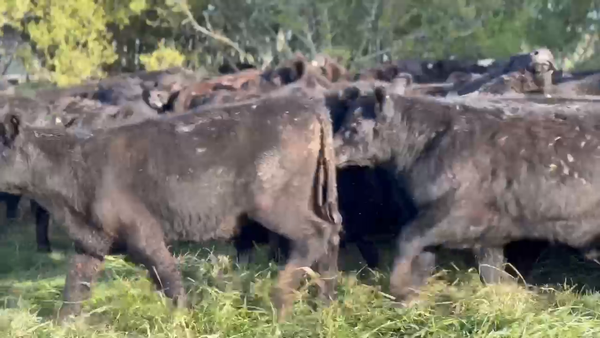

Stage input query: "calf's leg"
[
  {"left": 126, "top": 233, "right": 186, "bottom": 308},
  {"left": 95, "top": 193, "right": 186, "bottom": 309},
  {"left": 389, "top": 237, "right": 430, "bottom": 302},
  {"left": 3, "top": 193, "right": 21, "bottom": 220},
  {"left": 117, "top": 206, "right": 186, "bottom": 308},
  {"left": 272, "top": 230, "right": 334, "bottom": 318},
  {"left": 475, "top": 246, "right": 506, "bottom": 284},
  {"left": 389, "top": 201, "right": 450, "bottom": 302},
  {"left": 233, "top": 219, "right": 266, "bottom": 266},
  {"left": 251, "top": 209, "right": 338, "bottom": 319},
  {"left": 355, "top": 237, "right": 379, "bottom": 269},
  {"left": 315, "top": 231, "right": 340, "bottom": 303},
  {"left": 31, "top": 200, "right": 52, "bottom": 252},
  {"left": 57, "top": 210, "right": 113, "bottom": 321},
  {"left": 411, "top": 250, "right": 436, "bottom": 286},
  {"left": 390, "top": 201, "right": 506, "bottom": 302},
  {"left": 233, "top": 234, "right": 255, "bottom": 266},
  {"left": 268, "top": 232, "right": 291, "bottom": 264},
  {"left": 60, "top": 251, "right": 104, "bottom": 321}
]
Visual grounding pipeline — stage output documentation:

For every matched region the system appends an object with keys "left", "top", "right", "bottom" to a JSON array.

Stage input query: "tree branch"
[
  {"left": 176, "top": 0, "right": 246, "bottom": 59},
  {"left": 303, "top": 23, "right": 318, "bottom": 58},
  {"left": 1, "top": 55, "right": 11, "bottom": 76}
]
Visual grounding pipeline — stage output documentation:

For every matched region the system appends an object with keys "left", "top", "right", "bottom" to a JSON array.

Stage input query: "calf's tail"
[{"left": 316, "top": 111, "right": 343, "bottom": 234}]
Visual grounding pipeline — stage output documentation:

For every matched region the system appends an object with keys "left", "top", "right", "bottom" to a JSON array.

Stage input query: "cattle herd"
[{"left": 2, "top": 47, "right": 600, "bottom": 322}]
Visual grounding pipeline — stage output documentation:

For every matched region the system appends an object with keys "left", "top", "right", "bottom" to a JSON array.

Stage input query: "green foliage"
[
  {"left": 376, "top": 0, "right": 529, "bottom": 60},
  {"left": 3, "top": 0, "right": 600, "bottom": 83},
  {"left": 2, "top": 0, "right": 118, "bottom": 86},
  {"left": 0, "top": 0, "right": 32, "bottom": 28},
  {"left": 103, "top": 0, "right": 149, "bottom": 28},
  {"left": 139, "top": 39, "right": 186, "bottom": 71},
  {"left": 2, "top": 0, "right": 152, "bottom": 86}
]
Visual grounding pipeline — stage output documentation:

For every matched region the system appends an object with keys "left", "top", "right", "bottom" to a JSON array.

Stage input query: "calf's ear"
[
  {"left": 374, "top": 86, "right": 395, "bottom": 120},
  {"left": 398, "top": 72, "right": 413, "bottom": 86},
  {"left": 4, "top": 114, "right": 20, "bottom": 142},
  {"left": 292, "top": 59, "right": 306, "bottom": 81},
  {"left": 374, "top": 86, "right": 386, "bottom": 106},
  {"left": 0, "top": 113, "right": 21, "bottom": 146},
  {"left": 341, "top": 86, "right": 360, "bottom": 101}
]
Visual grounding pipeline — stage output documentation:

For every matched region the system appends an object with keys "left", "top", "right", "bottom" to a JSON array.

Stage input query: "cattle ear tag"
[
  {"left": 381, "top": 98, "right": 395, "bottom": 120},
  {"left": 374, "top": 86, "right": 386, "bottom": 105},
  {"left": 374, "top": 87, "right": 394, "bottom": 120}
]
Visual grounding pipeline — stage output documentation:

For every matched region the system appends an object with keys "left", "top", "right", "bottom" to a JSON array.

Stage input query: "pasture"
[
  {"left": 2, "top": 204, "right": 600, "bottom": 337},
  {"left": 5, "top": 1, "right": 600, "bottom": 336}
]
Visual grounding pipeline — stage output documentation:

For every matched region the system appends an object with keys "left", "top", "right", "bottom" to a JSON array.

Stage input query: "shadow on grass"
[
  {"left": 0, "top": 220, "right": 73, "bottom": 277},
  {"left": 424, "top": 242, "right": 600, "bottom": 295}
]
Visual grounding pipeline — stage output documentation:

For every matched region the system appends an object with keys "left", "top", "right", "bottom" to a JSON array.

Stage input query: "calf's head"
[{"left": 332, "top": 86, "right": 395, "bottom": 167}]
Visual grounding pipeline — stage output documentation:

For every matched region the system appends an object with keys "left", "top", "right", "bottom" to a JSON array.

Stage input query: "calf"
[
  {"left": 186, "top": 74, "right": 411, "bottom": 270},
  {"left": 169, "top": 55, "right": 335, "bottom": 115},
  {"left": 171, "top": 69, "right": 264, "bottom": 114},
  {"left": 0, "top": 83, "right": 341, "bottom": 321},
  {"left": 311, "top": 54, "right": 349, "bottom": 83},
  {"left": 554, "top": 73, "right": 600, "bottom": 96},
  {"left": 218, "top": 60, "right": 256, "bottom": 75},
  {"left": 453, "top": 49, "right": 562, "bottom": 97},
  {"left": 474, "top": 69, "right": 540, "bottom": 96},
  {"left": 34, "top": 67, "right": 199, "bottom": 115},
  {"left": 355, "top": 59, "right": 492, "bottom": 85},
  {"left": 4, "top": 86, "right": 284, "bottom": 259},
  {"left": 333, "top": 85, "right": 600, "bottom": 302}
]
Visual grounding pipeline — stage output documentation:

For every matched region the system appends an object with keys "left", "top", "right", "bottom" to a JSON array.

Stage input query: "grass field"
[{"left": 2, "top": 207, "right": 600, "bottom": 337}]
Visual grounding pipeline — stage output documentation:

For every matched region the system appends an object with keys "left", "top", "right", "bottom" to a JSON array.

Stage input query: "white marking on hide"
[{"left": 176, "top": 124, "right": 196, "bottom": 133}]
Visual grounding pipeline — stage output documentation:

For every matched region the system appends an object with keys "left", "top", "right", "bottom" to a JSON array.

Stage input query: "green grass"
[{"left": 2, "top": 210, "right": 600, "bottom": 337}]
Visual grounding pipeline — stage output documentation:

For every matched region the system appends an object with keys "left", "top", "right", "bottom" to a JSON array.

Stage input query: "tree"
[
  {"left": 3, "top": 0, "right": 600, "bottom": 85},
  {"left": 1, "top": 0, "right": 152, "bottom": 86}
]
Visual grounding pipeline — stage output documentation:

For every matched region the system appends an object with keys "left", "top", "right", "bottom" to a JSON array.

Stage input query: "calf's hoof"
[
  {"left": 316, "top": 275, "right": 338, "bottom": 305},
  {"left": 389, "top": 272, "right": 419, "bottom": 303},
  {"left": 236, "top": 253, "right": 251, "bottom": 267},
  {"left": 390, "top": 253, "right": 434, "bottom": 304},
  {"left": 389, "top": 284, "right": 420, "bottom": 305},
  {"left": 271, "top": 286, "right": 295, "bottom": 322},
  {"left": 57, "top": 302, "right": 83, "bottom": 324},
  {"left": 479, "top": 266, "right": 506, "bottom": 285},
  {"left": 317, "top": 288, "right": 336, "bottom": 306},
  {"left": 173, "top": 294, "right": 188, "bottom": 309}
]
